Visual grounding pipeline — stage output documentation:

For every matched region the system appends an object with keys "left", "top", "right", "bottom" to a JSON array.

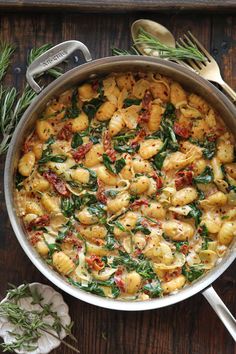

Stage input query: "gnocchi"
[{"left": 16, "top": 71, "right": 236, "bottom": 301}]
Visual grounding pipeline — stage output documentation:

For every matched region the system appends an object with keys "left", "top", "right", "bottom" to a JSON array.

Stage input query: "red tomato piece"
[
  {"left": 43, "top": 170, "right": 70, "bottom": 196},
  {"left": 72, "top": 141, "right": 93, "bottom": 162},
  {"left": 174, "top": 123, "right": 190, "bottom": 138}
]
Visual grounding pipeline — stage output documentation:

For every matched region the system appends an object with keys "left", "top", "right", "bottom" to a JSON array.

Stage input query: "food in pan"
[{"left": 15, "top": 72, "right": 236, "bottom": 300}]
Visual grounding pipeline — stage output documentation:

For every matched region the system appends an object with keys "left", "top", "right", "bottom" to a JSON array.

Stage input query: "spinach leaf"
[
  {"left": 56, "top": 220, "right": 73, "bottom": 241},
  {"left": 133, "top": 221, "right": 151, "bottom": 235},
  {"left": 38, "top": 137, "right": 67, "bottom": 164},
  {"left": 46, "top": 243, "right": 61, "bottom": 257},
  {"left": 123, "top": 98, "right": 142, "bottom": 108},
  {"left": 182, "top": 264, "right": 204, "bottom": 282},
  {"left": 114, "top": 145, "right": 137, "bottom": 154},
  {"left": 153, "top": 139, "right": 168, "bottom": 170},
  {"left": 143, "top": 280, "right": 162, "bottom": 297},
  {"left": 61, "top": 197, "right": 75, "bottom": 217},
  {"left": 113, "top": 221, "right": 126, "bottom": 231},
  {"left": 113, "top": 251, "right": 156, "bottom": 280},
  {"left": 115, "top": 158, "right": 126, "bottom": 173},
  {"left": 112, "top": 251, "right": 137, "bottom": 271},
  {"left": 88, "top": 203, "right": 106, "bottom": 223},
  {"left": 15, "top": 172, "right": 26, "bottom": 190},
  {"left": 112, "top": 132, "right": 136, "bottom": 143},
  {"left": 83, "top": 97, "right": 104, "bottom": 119},
  {"left": 193, "top": 166, "right": 213, "bottom": 184},
  {"left": 136, "top": 256, "right": 156, "bottom": 279},
  {"left": 199, "top": 224, "right": 211, "bottom": 250},
  {"left": 81, "top": 193, "right": 97, "bottom": 206},
  {"left": 162, "top": 102, "right": 176, "bottom": 120},
  {"left": 105, "top": 233, "right": 117, "bottom": 250},
  {"left": 187, "top": 203, "right": 202, "bottom": 227},
  {"left": 153, "top": 151, "right": 168, "bottom": 170},
  {"left": 160, "top": 103, "right": 178, "bottom": 151},
  {"left": 105, "top": 190, "right": 119, "bottom": 199},
  {"left": 102, "top": 154, "right": 115, "bottom": 174},
  {"left": 68, "top": 278, "right": 105, "bottom": 297},
  {"left": 190, "top": 138, "right": 216, "bottom": 160},
  {"left": 66, "top": 89, "right": 80, "bottom": 118},
  {"left": 71, "top": 133, "right": 83, "bottom": 149},
  {"left": 96, "top": 278, "right": 120, "bottom": 298}
]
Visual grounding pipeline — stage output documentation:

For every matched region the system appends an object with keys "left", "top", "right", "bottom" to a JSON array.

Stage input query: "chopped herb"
[
  {"left": 143, "top": 280, "right": 162, "bottom": 297},
  {"left": 193, "top": 166, "right": 213, "bottom": 184},
  {"left": 46, "top": 242, "right": 61, "bottom": 257},
  {"left": 182, "top": 264, "right": 204, "bottom": 282},
  {"left": 112, "top": 132, "right": 136, "bottom": 143},
  {"left": 71, "top": 132, "right": 83, "bottom": 149},
  {"left": 123, "top": 98, "right": 142, "bottom": 108}
]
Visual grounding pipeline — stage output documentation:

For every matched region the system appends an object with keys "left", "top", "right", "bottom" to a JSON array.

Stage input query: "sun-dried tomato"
[
  {"left": 142, "top": 90, "right": 153, "bottom": 110},
  {"left": 86, "top": 255, "right": 105, "bottom": 271},
  {"left": 130, "top": 199, "right": 149, "bottom": 209},
  {"left": 96, "top": 179, "right": 107, "bottom": 204},
  {"left": 29, "top": 231, "right": 43, "bottom": 245},
  {"left": 103, "top": 130, "right": 116, "bottom": 162},
  {"left": 130, "top": 129, "right": 146, "bottom": 148},
  {"left": 175, "top": 170, "right": 193, "bottom": 190},
  {"left": 152, "top": 172, "right": 163, "bottom": 190},
  {"left": 114, "top": 276, "right": 125, "bottom": 292},
  {"left": 138, "top": 110, "right": 150, "bottom": 124},
  {"left": 28, "top": 215, "right": 50, "bottom": 231},
  {"left": 57, "top": 123, "right": 72, "bottom": 141},
  {"left": 174, "top": 123, "right": 191, "bottom": 139},
  {"left": 43, "top": 170, "right": 70, "bottom": 196},
  {"left": 72, "top": 141, "right": 93, "bottom": 162}
]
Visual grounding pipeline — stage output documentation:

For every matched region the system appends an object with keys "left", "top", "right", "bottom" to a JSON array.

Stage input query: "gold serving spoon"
[{"left": 131, "top": 19, "right": 176, "bottom": 57}]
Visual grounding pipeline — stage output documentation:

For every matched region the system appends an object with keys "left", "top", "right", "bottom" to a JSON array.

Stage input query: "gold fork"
[{"left": 176, "top": 31, "right": 236, "bottom": 102}]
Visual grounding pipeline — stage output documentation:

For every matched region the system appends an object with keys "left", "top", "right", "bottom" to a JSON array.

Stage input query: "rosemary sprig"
[
  {"left": 0, "top": 86, "right": 36, "bottom": 154},
  {"left": 111, "top": 47, "right": 140, "bottom": 56},
  {"left": 0, "top": 284, "right": 80, "bottom": 353},
  {"left": 0, "top": 42, "right": 15, "bottom": 81},
  {"left": 0, "top": 43, "right": 64, "bottom": 155},
  {"left": 135, "top": 28, "right": 206, "bottom": 61},
  {"left": 28, "top": 44, "right": 63, "bottom": 78}
]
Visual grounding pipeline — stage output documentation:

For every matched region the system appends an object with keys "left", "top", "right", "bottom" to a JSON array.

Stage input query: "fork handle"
[{"left": 218, "top": 80, "right": 236, "bottom": 103}]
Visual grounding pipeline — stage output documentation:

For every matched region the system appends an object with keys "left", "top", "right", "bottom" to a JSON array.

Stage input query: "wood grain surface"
[
  {"left": 0, "top": 10, "right": 236, "bottom": 354},
  {"left": 0, "top": 0, "right": 236, "bottom": 12}
]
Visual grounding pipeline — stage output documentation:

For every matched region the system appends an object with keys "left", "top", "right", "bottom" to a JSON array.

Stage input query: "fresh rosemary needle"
[
  {"left": 111, "top": 47, "right": 140, "bottom": 56},
  {"left": 0, "top": 284, "right": 80, "bottom": 353},
  {"left": 135, "top": 28, "right": 206, "bottom": 61},
  {"left": 0, "top": 42, "right": 15, "bottom": 81}
]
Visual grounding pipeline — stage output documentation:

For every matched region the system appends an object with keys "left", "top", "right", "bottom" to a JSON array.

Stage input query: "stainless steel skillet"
[{"left": 4, "top": 40, "right": 236, "bottom": 340}]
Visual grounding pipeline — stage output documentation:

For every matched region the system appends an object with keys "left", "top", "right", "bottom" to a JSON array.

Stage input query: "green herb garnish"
[{"left": 0, "top": 284, "right": 79, "bottom": 353}]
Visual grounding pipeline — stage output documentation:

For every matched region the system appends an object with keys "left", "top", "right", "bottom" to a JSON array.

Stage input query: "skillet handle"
[
  {"left": 202, "top": 286, "right": 236, "bottom": 341},
  {"left": 26, "top": 40, "right": 92, "bottom": 93}
]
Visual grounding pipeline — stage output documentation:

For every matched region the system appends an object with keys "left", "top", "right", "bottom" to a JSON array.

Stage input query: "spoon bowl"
[{"left": 131, "top": 19, "right": 176, "bottom": 57}]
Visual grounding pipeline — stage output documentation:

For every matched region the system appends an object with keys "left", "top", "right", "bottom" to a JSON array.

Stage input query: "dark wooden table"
[{"left": 0, "top": 7, "right": 236, "bottom": 354}]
